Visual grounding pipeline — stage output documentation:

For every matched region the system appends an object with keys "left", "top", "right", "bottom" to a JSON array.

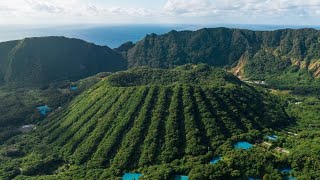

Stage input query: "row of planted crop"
[
  {"left": 110, "top": 86, "right": 159, "bottom": 170},
  {"left": 40, "top": 80, "right": 104, "bottom": 127},
  {"left": 138, "top": 87, "right": 171, "bottom": 166},
  {"left": 88, "top": 87, "right": 149, "bottom": 168},
  {"left": 193, "top": 86, "right": 226, "bottom": 149},
  {"left": 44, "top": 84, "right": 110, "bottom": 142},
  {"left": 182, "top": 85, "right": 208, "bottom": 155},
  {"left": 53, "top": 87, "right": 121, "bottom": 147},
  {"left": 159, "top": 85, "right": 184, "bottom": 163},
  {"left": 69, "top": 87, "right": 142, "bottom": 165},
  {"left": 214, "top": 86, "right": 265, "bottom": 131},
  {"left": 59, "top": 88, "right": 127, "bottom": 157},
  {"left": 203, "top": 87, "right": 245, "bottom": 135}
]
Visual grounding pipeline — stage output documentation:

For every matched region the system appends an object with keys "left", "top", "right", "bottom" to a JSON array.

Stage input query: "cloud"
[
  {"left": 163, "top": 0, "right": 320, "bottom": 18},
  {"left": 0, "top": 0, "right": 162, "bottom": 24},
  {"left": 84, "top": 4, "right": 155, "bottom": 17},
  {"left": 0, "top": 5, "right": 16, "bottom": 15},
  {"left": 25, "top": 0, "right": 64, "bottom": 13},
  {"left": 0, "top": 0, "right": 319, "bottom": 25}
]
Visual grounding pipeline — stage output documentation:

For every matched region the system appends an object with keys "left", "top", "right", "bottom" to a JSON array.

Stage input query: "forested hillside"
[
  {"left": 1, "top": 28, "right": 320, "bottom": 179},
  {"left": 0, "top": 65, "right": 292, "bottom": 179},
  {"left": 0, "top": 37, "right": 126, "bottom": 136},
  {"left": 0, "top": 37, "right": 126, "bottom": 87},
  {"left": 125, "top": 28, "right": 320, "bottom": 90},
  {"left": 2, "top": 29, "right": 319, "bottom": 90},
  {"left": 0, "top": 74, "right": 104, "bottom": 144}
]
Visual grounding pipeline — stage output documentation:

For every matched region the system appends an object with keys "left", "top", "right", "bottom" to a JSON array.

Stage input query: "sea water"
[
  {"left": 2, "top": 24, "right": 319, "bottom": 48},
  {"left": 0, "top": 25, "right": 200, "bottom": 48}
]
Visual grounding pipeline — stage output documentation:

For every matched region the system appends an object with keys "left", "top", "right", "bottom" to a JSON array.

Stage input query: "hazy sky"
[{"left": 1, "top": 0, "right": 320, "bottom": 26}]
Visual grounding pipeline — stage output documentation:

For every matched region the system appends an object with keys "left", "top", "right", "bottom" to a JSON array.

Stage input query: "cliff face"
[{"left": 125, "top": 28, "right": 320, "bottom": 79}]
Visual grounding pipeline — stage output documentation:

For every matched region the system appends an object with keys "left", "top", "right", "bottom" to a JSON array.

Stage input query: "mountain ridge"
[
  {"left": 0, "top": 36, "right": 127, "bottom": 87},
  {"left": 124, "top": 27, "right": 320, "bottom": 81},
  {"left": 1, "top": 27, "right": 320, "bottom": 88}
]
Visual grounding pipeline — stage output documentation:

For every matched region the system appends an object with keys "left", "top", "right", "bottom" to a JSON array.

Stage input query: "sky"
[{"left": 0, "top": 0, "right": 320, "bottom": 26}]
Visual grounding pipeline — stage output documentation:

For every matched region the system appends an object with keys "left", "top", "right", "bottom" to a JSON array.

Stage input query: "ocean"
[{"left": 0, "top": 24, "right": 319, "bottom": 48}]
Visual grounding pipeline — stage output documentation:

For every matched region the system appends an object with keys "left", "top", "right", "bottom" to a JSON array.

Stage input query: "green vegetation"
[
  {"left": 0, "top": 36, "right": 125, "bottom": 143},
  {"left": 264, "top": 91, "right": 320, "bottom": 179},
  {"left": 0, "top": 37, "right": 126, "bottom": 139},
  {"left": 125, "top": 28, "right": 320, "bottom": 92},
  {"left": 0, "top": 65, "right": 293, "bottom": 179},
  {"left": 107, "top": 64, "right": 241, "bottom": 87},
  {"left": 1, "top": 28, "right": 320, "bottom": 179},
  {"left": 0, "top": 74, "right": 102, "bottom": 144},
  {"left": 127, "top": 28, "right": 320, "bottom": 68},
  {"left": 0, "top": 36, "right": 126, "bottom": 87},
  {"left": 267, "top": 69, "right": 320, "bottom": 95},
  {"left": 2, "top": 28, "right": 320, "bottom": 93}
]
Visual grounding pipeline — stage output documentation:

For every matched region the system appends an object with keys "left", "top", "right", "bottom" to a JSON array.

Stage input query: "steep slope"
[
  {"left": 126, "top": 28, "right": 320, "bottom": 83},
  {"left": 0, "top": 37, "right": 126, "bottom": 86},
  {"left": 0, "top": 40, "right": 19, "bottom": 85},
  {"left": 1, "top": 64, "right": 291, "bottom": 179}
]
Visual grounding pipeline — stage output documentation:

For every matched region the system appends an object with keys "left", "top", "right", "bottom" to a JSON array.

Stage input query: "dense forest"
[
  {"left": 0, "top": 36, "right": 125, "bottom": 141},
  {"left": 126, "top": 28, "right": 320, "bottom": 71},
  {"left": 0, "top": 65, "right": 295, "bottom": 179},
  {"left": 0, "top": 37, "right": 126, "bottom": 87},
  {"left": 0, "top": 74, "right": 106, "bottom": 144},
  {"left": 1, "top": 28, "right": 320, "bottom": 91},
  {"left": 125, "top": 28, "right": 320, "bottom": 92}
]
